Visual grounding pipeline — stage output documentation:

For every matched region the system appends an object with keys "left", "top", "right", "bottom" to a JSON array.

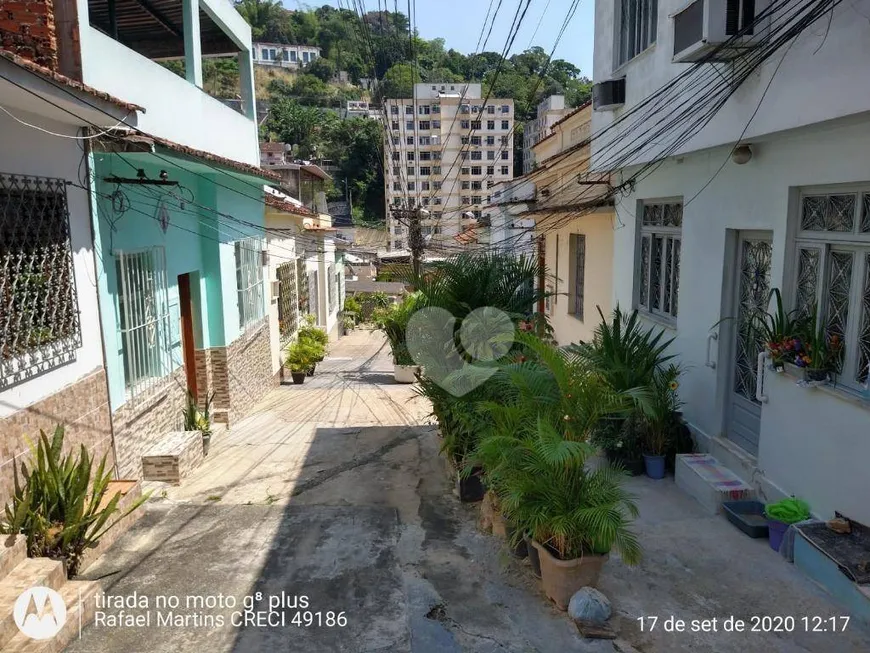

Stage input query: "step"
[
  {"left": 0, "top": 537, "right": 27, "bottom": 583},
  {"left": 3, "top": 579, "right": 101, "bottom": 653},
  {"left": 0, "top": 558, "right": 67, "bottom": 649},
  {"left": 675, "top": 453, "right": 753, "bottom": 515},
  {"left": 141, "top": 430, "right": 204, "bottom": 484}
]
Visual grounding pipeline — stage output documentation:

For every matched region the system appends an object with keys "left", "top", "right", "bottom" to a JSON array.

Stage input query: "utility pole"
[{"left": 394, "top": 206, "right": 428, "bottom": 278}]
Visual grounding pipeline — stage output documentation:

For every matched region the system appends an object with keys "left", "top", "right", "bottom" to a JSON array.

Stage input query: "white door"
[{"left": 726, "top": 233, "right": 773, "bottom": 456}]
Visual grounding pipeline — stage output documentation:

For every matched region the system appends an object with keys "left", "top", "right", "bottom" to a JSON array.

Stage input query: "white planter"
[{"left": 394, "top": 364, "right": 420, "bottom": 383}]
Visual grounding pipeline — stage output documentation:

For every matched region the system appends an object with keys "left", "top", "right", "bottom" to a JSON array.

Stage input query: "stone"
[{"left": 568, "top": 587, "right": 612, "bottom": 626}]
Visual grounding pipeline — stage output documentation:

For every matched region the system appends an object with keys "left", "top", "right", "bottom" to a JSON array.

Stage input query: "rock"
[{"left": 568, "top": 587, "right": 612, "bottom": 626}]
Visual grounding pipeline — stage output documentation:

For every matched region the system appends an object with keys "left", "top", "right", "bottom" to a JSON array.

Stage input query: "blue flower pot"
[{"left": 643, "top": 454, "right": 666, "bottom": 479}]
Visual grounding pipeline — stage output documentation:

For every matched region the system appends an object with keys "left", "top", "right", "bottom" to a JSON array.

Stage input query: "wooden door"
[{"left": 178, "top": 273, "right": 198, "bottom": 399}]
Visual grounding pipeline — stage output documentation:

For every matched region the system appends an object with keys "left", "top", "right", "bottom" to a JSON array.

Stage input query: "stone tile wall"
[
  {"left": 226, "top": 319, "right": 276, "bottom": 424},
  {"left": 111, "top": 369, "right": 188, "bottom": 479},
  {"left": 0, "top": 368, "right": 113, "bottom": 506}
]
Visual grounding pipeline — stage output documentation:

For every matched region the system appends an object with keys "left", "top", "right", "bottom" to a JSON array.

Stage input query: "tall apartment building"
[
  {"left": 522, "top": 95, "right": 568, "bottom": 174},
  {"left": 384, "top": 83, "right": 514, "bottom": 251}
]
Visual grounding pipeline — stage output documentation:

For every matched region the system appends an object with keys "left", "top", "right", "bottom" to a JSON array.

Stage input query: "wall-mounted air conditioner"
[
  {"left": 673, "top": 0, "right": 769, "bottom": 63},
  {"left": 592, "top": 79, "right": 626, "bottom": 112}
]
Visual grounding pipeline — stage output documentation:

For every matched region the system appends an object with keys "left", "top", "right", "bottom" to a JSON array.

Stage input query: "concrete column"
[
  {"left": 182, "top": 0, "right": 202, "bottom": 87},
  {"left": 239, "top": 47, "right": 256, "bottom": 121}
]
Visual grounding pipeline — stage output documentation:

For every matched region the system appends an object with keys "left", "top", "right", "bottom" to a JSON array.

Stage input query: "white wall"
[
  {"left": 591, "top": 1, "right": 870, "bottom": 168},
  {"left": 267, "top": 227, "right": 298, "bottom": 374},
  {"left": 610, "top": 114, "right": 870, "bottom": 522},
  {"left": 0, "top": 112, "right": 105, "bottom": 417}
]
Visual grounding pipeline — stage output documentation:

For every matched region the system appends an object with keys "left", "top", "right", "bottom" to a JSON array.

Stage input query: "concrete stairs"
[{"left": 0, "top": 536, "right": 102, "bottom": 652}]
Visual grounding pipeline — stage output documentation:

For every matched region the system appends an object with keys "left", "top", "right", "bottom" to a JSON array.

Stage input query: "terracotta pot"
[{"left": 531, "top": 539, "right": 609, "bottom": 610}]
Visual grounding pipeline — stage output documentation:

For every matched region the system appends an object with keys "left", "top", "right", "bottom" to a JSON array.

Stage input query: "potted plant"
[
  {"left": 285, "top": 339, "right": 319, "bottom": 385},
  {"left": 298, "top": 314, "right": 328, "bottom": 362},
  {"left": 752, "top": 288, "right": 800, "bottom": 372},
  {"left": 794, "top": 311, "right": 842, "bottom": 383},
  {"left": 593, "top": 415, "right": 644, "bottom": 476},
  {"left": 375, "top": 292, "right": 425, "bottom": 383},
  {"left": 640, "top": 365, "right": 682, "bottom": 479},
  {"left": 183, "top": 391, "right": 215, "bottom": 455},
  {"left": 764, "top": 497, "right": 810, "bottom": 552}
]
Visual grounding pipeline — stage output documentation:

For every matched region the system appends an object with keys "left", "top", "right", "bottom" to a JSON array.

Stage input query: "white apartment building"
[
  {"left": 592, "top": 0, "right": 870, "bottom": 534},
  {"left": 384, "top": 83, "right": 514, "bottom": 251},
  {"left": 252, "top": 42, "right": 320, "bottom": 68},
  {"left": 522, "top": 94, "right": 568, "bottom": 174}
]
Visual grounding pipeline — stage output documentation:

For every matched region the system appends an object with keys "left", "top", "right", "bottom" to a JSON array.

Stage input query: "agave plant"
[{"left": 1, "top": 425, "right": 149, "bottom": 576}]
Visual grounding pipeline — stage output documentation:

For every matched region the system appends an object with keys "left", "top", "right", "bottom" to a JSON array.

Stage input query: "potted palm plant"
[
  {"left": 639, "top": 365, "right": 682, "bottom": 479},
  {"left": 285, "top": 339, "right": 319, "bottom": 385},
  {"left": 375, "top": 292, "right": 425, "bottom": 383},
  {"left": 794, "top": 310, "right": 842, "bottom": 383}
]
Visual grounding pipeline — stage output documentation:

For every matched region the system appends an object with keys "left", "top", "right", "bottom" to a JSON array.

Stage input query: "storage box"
[
  {"left": 722, "top": 500, "right": 769, "bottom": 538},
  {"left": 675, "top": 453, "right": 753, "bottom": 514}
]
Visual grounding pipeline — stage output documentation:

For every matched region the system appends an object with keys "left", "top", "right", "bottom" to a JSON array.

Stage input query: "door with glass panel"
[{"left": 726, "top": 233, "right": 772, "bottom": 456}]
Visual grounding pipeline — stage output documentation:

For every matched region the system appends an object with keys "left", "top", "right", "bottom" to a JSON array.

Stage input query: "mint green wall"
[{"left": 90, "top": 153, "right": 267, "bottom": 410}]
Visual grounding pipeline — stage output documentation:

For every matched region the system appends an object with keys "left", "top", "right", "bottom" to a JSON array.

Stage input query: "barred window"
[
  {"left": 794, "top": 188, "right": 870, "bottom": 389},
  {"left": 235, "top": 237, "right": 265, "bottom": 331},
  {"left": 1, "top": 174, "right": 81, "bottom": 385},
  {"left": 637, "top": 200, "right": 682, "bottom": 322},
  {"left": 296, "top": 258, "right": 310, "bottom": 314},
  {"left": 327, "top": 264, "right": 336, "bottom": 313},
  {"left": 277, "top": 261, "right": 298, "bottom": 345},
  {"left": 569, "top": 234, "right": 586, "bottom": 320},
  {"left": 116, "top": 247, "right": 171, "bottom": 399}
]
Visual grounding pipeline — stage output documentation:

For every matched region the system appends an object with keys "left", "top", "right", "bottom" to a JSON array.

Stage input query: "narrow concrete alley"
[{"left": 68, "top": 330, "right": 870, "bottom": 653}]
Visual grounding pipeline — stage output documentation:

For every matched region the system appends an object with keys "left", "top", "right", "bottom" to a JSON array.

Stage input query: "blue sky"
[{"left": 288, "top": 1, "right": 595, "bottom": 77}]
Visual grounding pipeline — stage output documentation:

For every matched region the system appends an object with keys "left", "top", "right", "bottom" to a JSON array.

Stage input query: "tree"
[
  {"left": 262, "top": 99, "right": 334, "bottom": 158},
  {"left": 234, "top": 0, "right": 284, "bottom": 40},
  {"left": 291, "top": 74, "right": 332, "bottom": 103},
  {"left": 326, "top": 117, "right": 386, "bottom": 223},
  {"left": 381, "top": 63, "right": 414, "bottom": 98},
  {"left": 306, "top": 57, "right": 336, "bottom": 83}
]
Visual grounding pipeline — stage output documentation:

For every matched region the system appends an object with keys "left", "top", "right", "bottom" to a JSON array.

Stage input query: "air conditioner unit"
[
  {"left": 592, "top": 79, "right": 626, "bottom": 112},
  {"left": 672, "top": 0, "right": 768, "bottom": 63}
]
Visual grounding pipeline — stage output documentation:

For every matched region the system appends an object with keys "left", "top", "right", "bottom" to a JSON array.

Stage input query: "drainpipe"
[{"left": 537, "top": 235, "right": 546, "bottom": 316}]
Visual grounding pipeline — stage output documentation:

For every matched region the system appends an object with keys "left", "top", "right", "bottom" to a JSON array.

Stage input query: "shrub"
[
  {"left": 285, "top": 338, "right": 321, "bottom": 372},
  {"left": 1, "top": 426, "right": 149, "bottom": 576}
]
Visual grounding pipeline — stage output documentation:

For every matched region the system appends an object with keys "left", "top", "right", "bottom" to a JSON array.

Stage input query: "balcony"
[{"left": 80, "top": 0, "right": 258, "bottom": 164}]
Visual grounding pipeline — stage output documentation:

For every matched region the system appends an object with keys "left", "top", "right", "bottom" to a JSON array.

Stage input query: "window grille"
[
  {"left": 296, "top": 258, "right": 310, "bottom": 314},
  {"left": 116, "top": 247, "right": 171, "bottom": 400},
  {"left": 277, "top": 261, "right": 298, "bottom": 345},
  {"left": 637, "top": 201, "right": 682, "bottom": 321},
  {"left": 618, "top": 0, "right": 658, "bottom": 66},
  {"left": 794, "top": 189, "right": 870, "bottom": 388},
  {"left": 0, "top": 173, "right": 81, "bottom": 386},
  {"left": 308, "top": 271, "right": 319, "bottom": 322},
  {"left": 570, "top": 234, "right": 586, "bottom": 319},
  {"left": 328, "top": 264, "right": 336, "bottom": 313},
  {"left": 235, "top": 237, "right": 265, "bottom": 331}
]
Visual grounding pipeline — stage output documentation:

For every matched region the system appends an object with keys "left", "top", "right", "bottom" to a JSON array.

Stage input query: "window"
[
  {"left": 472, "top": 105, "right": 481, "bottom": 114},
  {"left": 419, "top": 105, "right": 430, "bottom": 115},
  {"left": 461, "top": 196, "right": 471, "bottom": 205},
  {"left": 327, "top": 264, "right": 336, "bottom": 314},
  {"left": 473, "top": 210, "right": 482, "bottom": 219},
  {"left": 500, "top": 166, "right": 509, "bottom": 175},
  {"left": 434, "top": 225, "right": 442, "bottom": 234},
  {"left": 461, "top": 167, "right": 470, "bottom": 175},
  {"left": 432, "top": 151, "right": 442, "bottom": 160},
  {"left": 487, "top": 181, "right": 494, "bottom": 189},
  {"left": 487, "top": 151, "right": 495, "bottom": 161},
  {"left": 236, "top": 237, "right": 265, "bottom": 331},
  {"left": 501, "top": 120, "right": 509, "bottom": 130},
  {"left": 461, "top": 181, "right": 470, "bottom": 190},
  {"left": 391, "top": 121, "right": 399, "bottom": 131},
  {"left": 116, "top": 247, "right": 171, "bottom": 397},
  {"left": 408, "top": 181, "right": 416, "bottom": 191},
  {"left": 460, "top": 152, "right": 469, "bottom": 161},
  {"left": 406, "top": 136, "right": 414, "bottom": 145},
  {"left": 501, "top": 105, "right": 510, "bottom": 114},
  {"left": 569, "top": 235, "right": 586, "bottom": 320},
  {"left": 420, "top": 151, "right": 431, "bottom": 161},
  {"left": 406, "top": 121, "right": 414, "bottom": 130},
  {"left": 618, "top": 0, "right": 658, "bottom": 66},
  {"left": 420, "top": 136, "right": 431, "bottom": 146},
  {"left": 261, "top": 48, "right": 269, "bottom": 59},
  {"left": 407, "top": 152, "right": 415, "bottom": 161},
  {"left": 394, "top": 226, "right": 404, "bottom": 235},
  {"left": 393, "top": 182, "right": 401, "bottom": 191},
  {"left": 270, "top": 49, "right": 278, "bottom": 60},
  {"left": 487, "top": 121, "right": 495, "bottom": 130},
  {"left": 486, "top": 136, "right": 495, "bottom": 146},
  {"left": 394, "top": 240, "right": 404, "bottom": 249},
  {"left": 432, "top": 104, "right": 440, "bottom": 114},
  {"left": 420, "top": 166, "right": 431, "bottom": 175},
  {"left": 472, "top": 196, "right": 482, "bottom": 205},
  {"left": 433, "top": 166, "right": 441, "bottom": 174},
  {"left": 487, "top": 166, "right": 494, "bottom": 175},
  {"left": 391, "top": 105, "right": 399, "bottom": 115},
  {"left": 471, "top": 151, "right": 482, "bottom": 161},
  {"left": 637, "top": 201, "right": 682, "bottom": 321},
  {"left": 460, "top": 104, "right": 470, "bottom": 114},
  {"left": 407, "top": 166, "right": 415, "bottom": 177},
  {"left": 432, "top": 120, "right": 441, "bottom": 128},
  {"left": 433, "top": 196, "right": 442, "bottom": 204},
  {"left": 391, "top": 136, "right": 399, "bottom": 146},
  {"left": 501, "top": 135, "right": 509, "bottom": 145},
  {"left": 461, "top": 136, "right": 469, "bottom": 145},
  {"left": 471, "top": 136, "right": 481, "bottom": 146},
  {"left": 501, "top": 151, "right": 509, "bottom": 160},
  {"left": 421, "top": 182, "right": 430, "bottom": 191},
  {"left": 302, "top": 51, "right": 309, "bottom": 63},
  {"left": 289, "top": 50, "right": 297, "bottom": 62},
  {"left": 472, "top": 181, "right": 482, "bottom": 190},
  {"left": 487, "top": 105, "right": 495, "bottom": 114},
  {"left": 392, "top": 166, "right": 400, "bottom": 176},
  {"left": 471, "top": 166, "right": 482, "bottom": 176},
  {"left": 405, "top": 105, "right": 414, "bottom": 115},
  {"left": 471, "top": 120, "right": 481, "bottom": 130},
  {"left": 793, "top": 188, "right": 870, "bottom": 388},
  {"left": 461, "top": 120, "right": 470, "bottom": 129},
  {"left": 0, "top": 173, "right": 81, "bottom": 382},
  {"left": 434, "top": 182, "right": 442, "bottom": 191},
  {"left": 392, "top": 151, "right": 400, "bottom": 161},
  {"left": 419, "top": 121, "right": 431, "bottom": 130}
]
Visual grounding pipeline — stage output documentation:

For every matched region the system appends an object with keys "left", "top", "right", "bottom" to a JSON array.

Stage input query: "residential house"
[
  {"left": 0, "top": 47, "right": 142, "bottom": 505},
  {"left": 529, "top": 103, "right": 614, "bottom": 344},
  {"left": 259, "top": 147, "right": 333, "bottom": 214},
  {"left": 2, "top": 0, "right": 279, "bottom": 484},
  {"left": 482, "top": 178, "right": 537, "bottom": 257},
  {"left": 252, "top": 42, "right": 320, "bottom": 69},
  {"left": 592, "top": 0, "right": 870, "bottom": 526}
]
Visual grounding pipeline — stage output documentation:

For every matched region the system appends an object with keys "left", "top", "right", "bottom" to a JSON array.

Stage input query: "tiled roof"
[
  {"left": 0, "top": 50, "right": 144, "bottom": 113},
  {"left": 264, "top": 193, "right": 317, "bottom": 216},
  {"left": 549, "top": 100, "right": 592, "bottom": 130},
  {"left": 454, "top": 226, "right": 479, "bottom": 245}
]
